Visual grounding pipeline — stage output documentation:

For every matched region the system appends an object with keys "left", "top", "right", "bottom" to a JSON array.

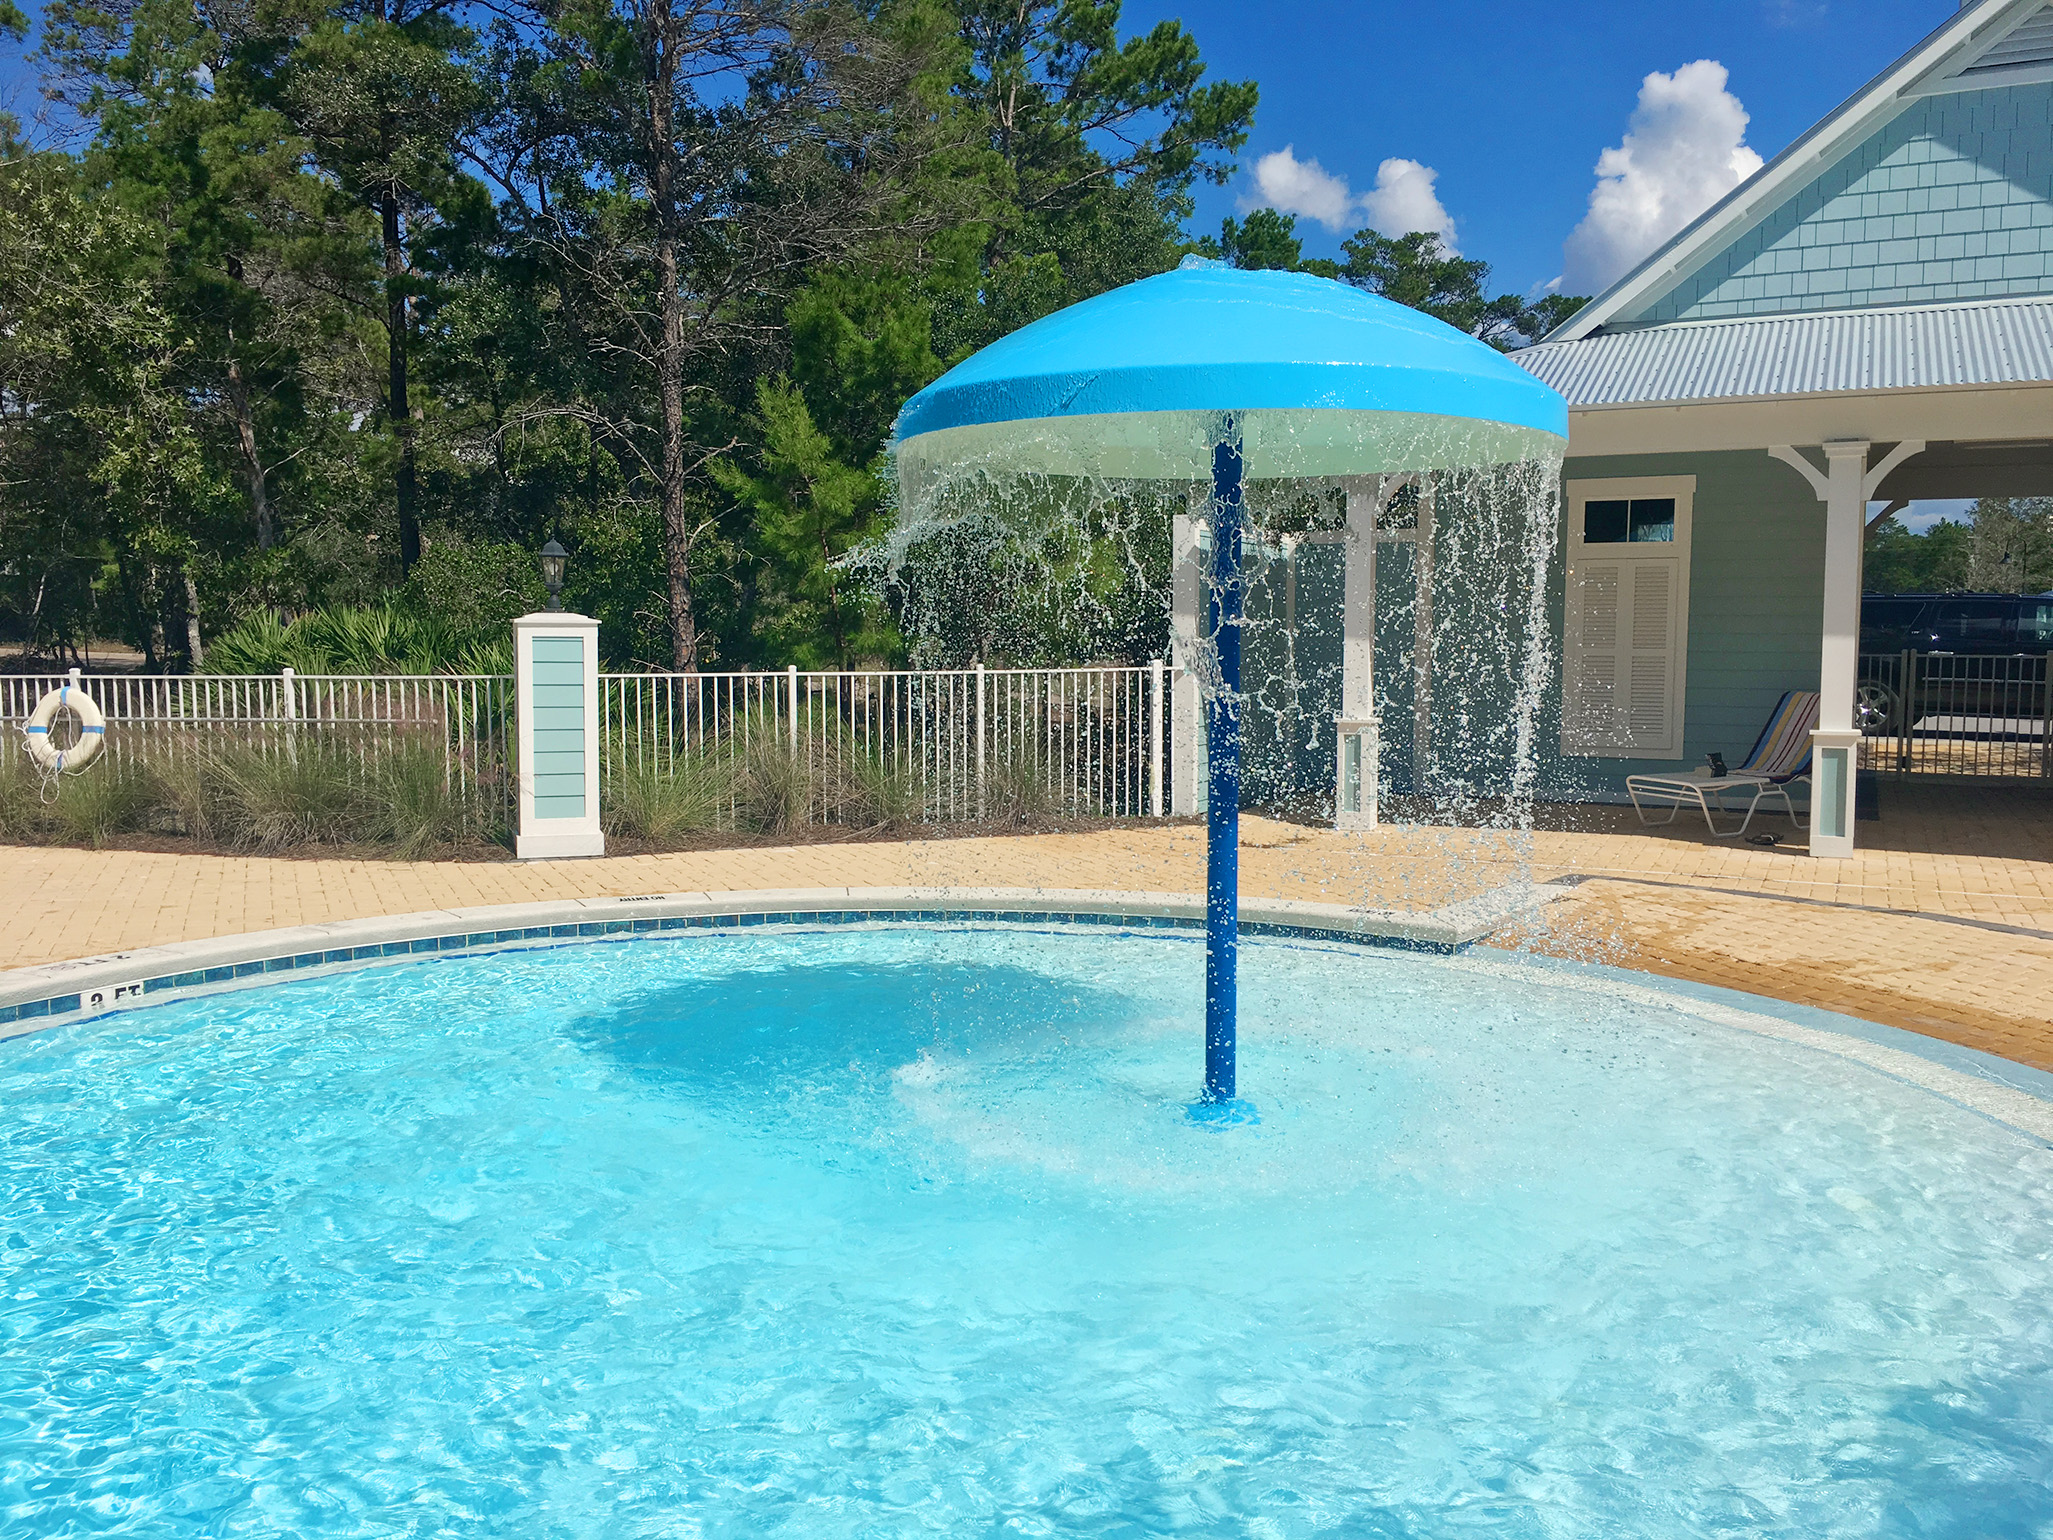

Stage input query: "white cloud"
[
  {"left": 1560, "top": 60, "right": 1765, "bottom": 295},
  {"left": 1241, "top": 147, "right": 1459, "bottom": 250},
  {"left": 1359, "top": 159, "right": 1458, "bottom": 249},
  {"left": 1243, "top": 146, "right": 1358, "bottom": 232}
]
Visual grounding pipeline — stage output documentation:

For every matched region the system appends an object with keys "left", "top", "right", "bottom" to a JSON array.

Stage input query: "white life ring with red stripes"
[{"left": 23, "top": 683, "right": 106, "bottom": 772}]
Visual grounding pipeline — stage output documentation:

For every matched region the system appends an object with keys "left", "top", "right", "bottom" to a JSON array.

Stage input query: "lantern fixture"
[{"left": 538, "top": 539, "right": 568, "bottom": 612}]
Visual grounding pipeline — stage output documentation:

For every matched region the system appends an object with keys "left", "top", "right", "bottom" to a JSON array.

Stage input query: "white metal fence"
[
  {"left": 5, "top": 662, "right": 1175, "bottom": 827},
  {"left": 1857, "top": 651, "right": 2053, "bottom": 778},
  {"left": 1, "top": 669, "right": 518, "bottom": 812},
  {"left": 601, "top": 662, "right": 1171, "bottom": 822}
]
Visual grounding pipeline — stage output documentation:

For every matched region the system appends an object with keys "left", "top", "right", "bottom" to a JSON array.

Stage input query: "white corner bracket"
[
  {"left": 514, "top": 611, "right": 606, "bottom": 860},
  {"left": 1768, "top": 439, "right": 1926, "bottom": 506}
]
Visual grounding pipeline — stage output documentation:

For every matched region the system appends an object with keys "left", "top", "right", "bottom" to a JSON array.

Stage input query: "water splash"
[{"left": 862, "top": 406, "right": 1567, "bottom": 910}]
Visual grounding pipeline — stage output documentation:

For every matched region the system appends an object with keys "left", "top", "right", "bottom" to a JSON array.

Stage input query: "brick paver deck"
[{"left": 7, "top": 780, "right": 2051, "bottom": 1070}]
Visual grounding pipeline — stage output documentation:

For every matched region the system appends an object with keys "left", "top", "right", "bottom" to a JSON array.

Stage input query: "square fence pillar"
[{"left": 515, "top": 611, "right": 604, "bottom": 860}]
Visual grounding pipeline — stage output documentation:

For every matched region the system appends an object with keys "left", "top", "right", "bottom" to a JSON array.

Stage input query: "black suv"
[
  {"left": 1857, "top": 592, "right": 2053, "bottom": 738},
  {"left": 1861, "top": 593, "right": 2053, "bottom": 655}
]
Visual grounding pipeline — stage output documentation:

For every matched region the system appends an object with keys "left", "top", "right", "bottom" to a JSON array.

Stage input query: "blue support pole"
[{"left": 1202, "top": 424, "right": 1244, "bottom": 1107}]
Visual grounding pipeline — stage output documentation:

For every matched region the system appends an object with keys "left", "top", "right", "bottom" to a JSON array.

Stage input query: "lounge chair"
[{"left": 1625, "top": 691, "right": 1818, "bottom": 837}]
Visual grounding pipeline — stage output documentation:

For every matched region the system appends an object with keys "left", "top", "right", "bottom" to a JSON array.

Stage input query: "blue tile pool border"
[{"left": 0, "top": 905, "right": 1470, "bottom": 1031}]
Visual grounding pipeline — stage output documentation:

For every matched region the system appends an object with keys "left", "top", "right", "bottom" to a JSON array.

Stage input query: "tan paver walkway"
[{"left": 7, "top": 780, "right": 2051, "bottom": 1070}]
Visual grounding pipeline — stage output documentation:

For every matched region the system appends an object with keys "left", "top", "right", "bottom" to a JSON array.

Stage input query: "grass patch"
[
  {"left": 49, "top": 764, "right": 158, "bottom": 848},
  {"left": 363, "top": 740, "right": 490, "bottom": 858},
  {"left": 203, "top": 741, "right": 374, "bottom": 850},
  {"left": 602, "top": 747, "right": 733, "bottom": 842}
]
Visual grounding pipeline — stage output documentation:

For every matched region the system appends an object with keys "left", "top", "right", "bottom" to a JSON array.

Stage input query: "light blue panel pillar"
[{"left": 515, "top": 611, "right": 605, "bottom": 860}]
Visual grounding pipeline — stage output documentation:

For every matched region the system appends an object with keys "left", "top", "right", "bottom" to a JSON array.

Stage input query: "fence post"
[
  {"left": 514, "top": 609, "right": 605, "bottom": 860},
  {"left": 279, "top": 665, "right": 297, "bottom": 765},
  {"left": 975, "top": 662, "right": 987, "bottom": 820},
  {"left": 2043, "top": 652, "right": 2053, "bottom": 779},
  {"left": 1148, "top": 656, "right": 1164, "bottom": 817},
  {"left": 786, "top": 664, "right": 799, "bottom": 760},
  {"left": 1898, "top": 649, "right": 1913, "bottom": 775}
]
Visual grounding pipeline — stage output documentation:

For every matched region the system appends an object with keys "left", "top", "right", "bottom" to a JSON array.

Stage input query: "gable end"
[{"left": 1630, "top": 84, "right": 2053, "bottom": 324}]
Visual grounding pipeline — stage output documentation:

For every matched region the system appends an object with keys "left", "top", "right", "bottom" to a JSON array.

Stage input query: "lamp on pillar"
[
  {"left": 539, "top": 539, "right": 568, "bottom": 612},
  {"left": 514, "top": 541, "right": 602, "bottom": 861}
]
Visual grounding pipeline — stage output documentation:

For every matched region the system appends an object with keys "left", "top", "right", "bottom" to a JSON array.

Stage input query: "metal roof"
[{"left": 1512, "top": 299, "right": 2053, "bottom": 408}]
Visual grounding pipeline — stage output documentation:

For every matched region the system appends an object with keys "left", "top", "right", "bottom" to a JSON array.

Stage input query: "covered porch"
[{"left": 1516, "top": 297, "right": 2053, "bottom": 858}]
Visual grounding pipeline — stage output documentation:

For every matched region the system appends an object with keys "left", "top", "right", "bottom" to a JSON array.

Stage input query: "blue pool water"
[{"left": 2, "top": 927, "right": 2049, "bottom": 1537}]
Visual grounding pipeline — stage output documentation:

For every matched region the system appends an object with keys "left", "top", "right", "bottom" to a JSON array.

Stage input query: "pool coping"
[{"left": 0, "top": 880, "right": 1573, "bottom": 1036}]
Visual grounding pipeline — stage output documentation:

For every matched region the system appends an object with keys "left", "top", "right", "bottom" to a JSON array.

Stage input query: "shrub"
[
  {"left": 0, "top": 746, "right": 53, "bottom": 842},
  {"left": 727, "top": 712, "right": 923, "bottom": 835},
  {"left": 363, "top": 739, "right": 486, "bottom": 858},
  {"left": 733, "top": 720, "right": 813, "bottom": 837},
  {"left": 48, "top": 763, "right": 157, "bottom": 848},
  {"left": 984, "top": 738, "right": 1059, "bottom": 822},
  {"left": 827, "top": 740, "right": 920, "bottom": 828},
  {"left": 145, "top": 745, "right": 213, "bottom": 842},
  {"left": 204, "top": 740, "right": 372, "bottom": 849},
  {"left": 602, "top": 747, "right": 733, "bottom": 843},
  {"left": 203, "top": 603, "right": 501, "bottom": 677}
]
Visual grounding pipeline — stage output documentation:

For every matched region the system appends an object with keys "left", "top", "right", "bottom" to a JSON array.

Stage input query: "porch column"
[
  {"left": 1769, "top": 438, "right": 1923, "bottom": 860},
  {"left": 1813, "top": 441, "right": 1868, "bottom": 859},
  {"left": 1170, "top": 501, "right": 1204, "bottom": 815},
  {"left": 1334, "top": 476, "right": 1378, "bottom": 828}
]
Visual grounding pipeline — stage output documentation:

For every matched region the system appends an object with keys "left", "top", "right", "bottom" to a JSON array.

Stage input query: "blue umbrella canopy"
[{"left": 893, "top": 259, "right": 1567, "bottom": 497}]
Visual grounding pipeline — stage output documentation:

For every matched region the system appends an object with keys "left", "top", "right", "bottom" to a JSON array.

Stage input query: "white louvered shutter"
[{"left": 1562, "top": 478, "right": 1692, "bottom": 759}]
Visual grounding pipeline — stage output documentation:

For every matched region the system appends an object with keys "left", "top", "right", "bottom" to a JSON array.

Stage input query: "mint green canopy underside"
[{"left": 895, "top": 407, "right": 1563, "bottom": 498}]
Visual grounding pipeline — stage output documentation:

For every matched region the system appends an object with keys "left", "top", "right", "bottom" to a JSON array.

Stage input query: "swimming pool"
[{"left": 3, "top": 925, "right": 2048, "bottom": 1535}]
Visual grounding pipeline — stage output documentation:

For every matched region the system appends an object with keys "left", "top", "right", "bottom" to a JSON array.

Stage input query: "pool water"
[{"left": 2, "top": 928, "right": 2049, "bottom": 1536}]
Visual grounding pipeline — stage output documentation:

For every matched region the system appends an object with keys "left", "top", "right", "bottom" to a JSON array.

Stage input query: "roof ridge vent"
[{"left": 1918, "top": 0, "right": 2053, "bottom": 92}]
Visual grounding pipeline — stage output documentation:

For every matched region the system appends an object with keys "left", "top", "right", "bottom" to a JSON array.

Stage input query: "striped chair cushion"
[{"left": 1738, "top": 691, "right": 1820, "bottom": 781}]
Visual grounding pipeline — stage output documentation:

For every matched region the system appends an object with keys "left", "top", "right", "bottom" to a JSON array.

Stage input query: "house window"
[
  {"left": 1563, "top": 476, "right": 1695, "bottom": 760},
  {"left": 1582, "top": 498, "right": 1676, "bottom": 544}
]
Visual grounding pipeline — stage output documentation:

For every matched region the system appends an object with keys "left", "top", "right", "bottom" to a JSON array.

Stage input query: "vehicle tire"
[{"left": 1855, "top": 680, "right": 1899, "bottom": 735}]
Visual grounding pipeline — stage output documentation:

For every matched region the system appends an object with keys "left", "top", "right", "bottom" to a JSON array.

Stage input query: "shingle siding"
[{"left": 1637, "top": 85, "right": 2053, "bottom": 323}]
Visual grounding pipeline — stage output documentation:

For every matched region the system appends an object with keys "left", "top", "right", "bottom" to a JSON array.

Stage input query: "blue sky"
[
  {"left": 1134, "top": 0, "right": 1973, "bottom": 529},
  {"left": 1138, "top": 0, "right": 1959, "bottom": 295},
  {"left": 4, "top": 0, "right": 1961, "bottom": 298},
  {"left": 0, "top": 0, "right": 1978, "bottom": 524}
]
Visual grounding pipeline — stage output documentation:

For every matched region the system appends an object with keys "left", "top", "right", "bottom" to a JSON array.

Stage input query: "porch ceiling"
[{"left": 1873, "top": 437, "right": 2053, "bottom": 498}]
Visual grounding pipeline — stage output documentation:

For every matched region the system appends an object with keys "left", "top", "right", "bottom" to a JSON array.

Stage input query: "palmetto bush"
[{"left": 202, "top": 605, "right": 512, "bottom": 677}]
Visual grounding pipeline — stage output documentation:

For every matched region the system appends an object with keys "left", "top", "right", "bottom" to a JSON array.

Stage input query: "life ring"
[{"left": 23, "top": 683, "right": 106, "bottom": 772}]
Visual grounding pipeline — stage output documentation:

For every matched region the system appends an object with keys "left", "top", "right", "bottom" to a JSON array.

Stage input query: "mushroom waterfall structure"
[{"left": 890, "top": 258, "right": 1568, "bottom": 1116}]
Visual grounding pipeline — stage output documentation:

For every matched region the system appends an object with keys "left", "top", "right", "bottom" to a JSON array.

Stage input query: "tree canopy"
[{"left": 0, "top": 2, "right": 1566, "bottom": 672}]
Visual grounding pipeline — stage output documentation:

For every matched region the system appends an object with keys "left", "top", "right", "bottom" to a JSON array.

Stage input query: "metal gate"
[{"left": 1857, "top": 651, "right": 2053, "bottom": 777}]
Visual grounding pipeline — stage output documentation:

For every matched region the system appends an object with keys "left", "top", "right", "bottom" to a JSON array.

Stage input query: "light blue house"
[{"left": 1515, "top": 0, "right": 2053, "bottom": 856}]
